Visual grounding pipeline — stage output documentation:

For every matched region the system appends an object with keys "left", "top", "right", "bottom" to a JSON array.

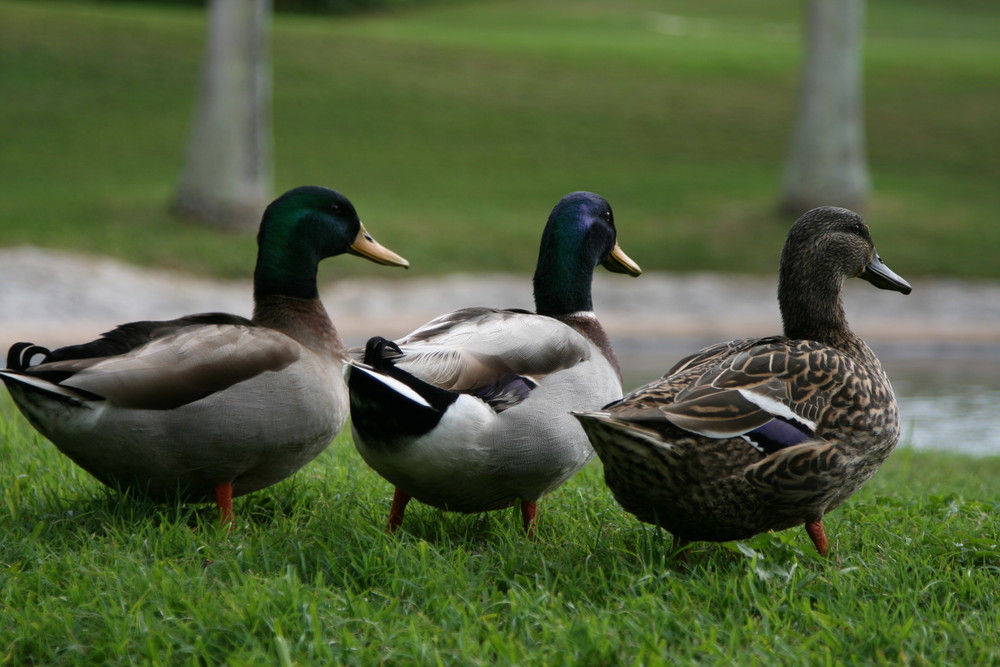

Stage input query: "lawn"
[
  {"left": 1, "top": 392, "right": 998, "bottom": 665},
  {"left": 0, "top": 0, "right": 998, "bottom": 280}
]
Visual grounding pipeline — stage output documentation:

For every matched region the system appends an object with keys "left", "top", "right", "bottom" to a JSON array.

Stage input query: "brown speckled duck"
[
  {"left": 1, "top": 186, "right": 408, "bottom": 522},
  {"left": 574, "top": 206, "right": 911, "bottom": 556}
]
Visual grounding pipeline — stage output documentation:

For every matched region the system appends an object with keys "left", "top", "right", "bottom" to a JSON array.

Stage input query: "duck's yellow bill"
[
  {"left": 349, "top": 223, "right": 410, "bottom": 268},
  {"left": 602, "top": 242, "right": 642, "bottom": 276}
]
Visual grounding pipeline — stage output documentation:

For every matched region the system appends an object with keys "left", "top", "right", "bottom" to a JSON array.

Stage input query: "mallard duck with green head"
[
  {"left": 574, "top": 206, "right": 911, "bottom": 557},
  {"left": 1, "top": 186, "right": 409, "bottom": 522},
  {"left": 347, "top": 191, "right": 642, "bottom": 535}
]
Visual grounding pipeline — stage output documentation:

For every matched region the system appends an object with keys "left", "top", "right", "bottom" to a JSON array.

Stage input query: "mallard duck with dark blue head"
[
  {"left": 1, "top": 186, "right": 409, "bottom": 522},
  {"left": 574, "top": 206, "right": 911, "bottom": 556},
  {"left": 347, "top": 191, "right": 642, "bottom": 535}
]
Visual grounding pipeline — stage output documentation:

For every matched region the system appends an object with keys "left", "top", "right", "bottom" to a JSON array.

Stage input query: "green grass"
[
  {"left": 1, "top": 0, "right": 999, "bottom": 281},
  {"left": 2, "top": 3, "right": 997, "bottom": 663},
  {"left": 2, "top": 393, "right": 998, "bottom": 665}
]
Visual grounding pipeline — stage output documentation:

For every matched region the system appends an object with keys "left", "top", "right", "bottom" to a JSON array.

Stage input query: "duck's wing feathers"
[
  {"left": 11, "top": 316, "right": 299, "bottom": 410},
  {"left": 388, "top": 307, "right": 593, "bottom": 394},
  {"left": 663, "top": 337, "right": 768, "bottom": 376},
  {"left": 41, "top": 313, "right": 257, "bottom": 364},
  {"left": 611, "top": 339, "right": 835, "bottom": 454}
]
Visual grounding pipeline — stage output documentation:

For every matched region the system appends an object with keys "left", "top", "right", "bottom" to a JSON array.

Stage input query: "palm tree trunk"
[
  {"left": 170, "top": 0, "right": 273, "bottom": 231},
  {"left": 780, "top": 0, "right": 869, "bottom": 216}
]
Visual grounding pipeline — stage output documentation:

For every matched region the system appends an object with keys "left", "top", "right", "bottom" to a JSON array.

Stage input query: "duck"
[
  {"left": 346, "top": 191, "right": 642, "bottom": 535},
  {"left": 573, "top": 206, "right": 911, "bottom": 557},
  {"left": 0, "top": 185, "right": 409, "bottom": 522}
]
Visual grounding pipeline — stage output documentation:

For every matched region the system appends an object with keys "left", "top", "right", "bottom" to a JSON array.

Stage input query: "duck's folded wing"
[
  {"left": 610, "top": 380, "right": 789, "bottom": 437},
  {"left": 664, "top": 337, "right": 761, "bottom": 376},
  {"left": 28, "top": 324, "right": 299, "bottom": 409},
  {"left": 612, "top": 341, "right": 826, "bottom": 451},
  {"left": 392, "top": 307, "right": 592, "bottom": 393},
  {"left": 40, "top": 313, "right": 257, "bottom": 364}
]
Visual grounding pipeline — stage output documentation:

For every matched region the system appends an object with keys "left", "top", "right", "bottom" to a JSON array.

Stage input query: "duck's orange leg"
[
  {"left": 214, "top": 482, "right": 234, "bottom": 525},
  {"left": 520, "top": 500, "right": 538, "bottom": 537},
  {"left": 387, "top": 488, "right": 411, "bottom": 532},
  {"left": 805, "top": 520, "right": 829, "bottom": 555}
]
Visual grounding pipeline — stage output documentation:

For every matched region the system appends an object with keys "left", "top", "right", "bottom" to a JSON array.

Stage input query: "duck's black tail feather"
[{"left": 6, "top": 342, "right": 51, "bottom": 371}]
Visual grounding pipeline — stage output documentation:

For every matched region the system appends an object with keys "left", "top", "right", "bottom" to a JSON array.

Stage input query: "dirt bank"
[{"left": 2, "top": 246, "right": 998, "bottom": 352}]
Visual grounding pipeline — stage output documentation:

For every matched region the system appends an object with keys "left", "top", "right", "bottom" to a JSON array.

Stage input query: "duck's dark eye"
[{"left": 327, "top": 203, "right": 342, "bottom": 214}]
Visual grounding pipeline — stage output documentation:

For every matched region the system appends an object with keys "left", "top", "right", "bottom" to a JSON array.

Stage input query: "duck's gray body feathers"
[
  {"left": 3, "top": 317, "right": 345, "bottom": 502},
  {"left": 350, "top": 306, "right": 623, "bottom": 513},
  {"left": 347, "top": 191, "right": 642, "bottom": 531},
  {"left": 1, "top": 186, "right": 409, "bottom": 517}
]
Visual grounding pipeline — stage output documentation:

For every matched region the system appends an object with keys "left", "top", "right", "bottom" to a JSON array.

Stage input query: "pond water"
[{"left": 616, "top": 338, "right": 1000, "bottom": 458}]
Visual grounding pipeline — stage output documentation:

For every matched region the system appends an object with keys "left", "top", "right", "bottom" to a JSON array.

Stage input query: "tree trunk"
[
  {"left": 779, "top": 0, "right": 869, "bottom": 216},
  {"left": 170, "top": 0, "right": 272, "bottom": 231}
]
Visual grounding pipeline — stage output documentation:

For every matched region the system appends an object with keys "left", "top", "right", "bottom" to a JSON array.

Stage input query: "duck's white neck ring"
[{"left": 559, "top": 310, "right": 597, "bottom": 320}]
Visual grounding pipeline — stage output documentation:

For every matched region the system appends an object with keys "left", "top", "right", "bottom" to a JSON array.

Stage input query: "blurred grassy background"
[{"left": 0, "top": 0, "right": 997, "bottom": 280}]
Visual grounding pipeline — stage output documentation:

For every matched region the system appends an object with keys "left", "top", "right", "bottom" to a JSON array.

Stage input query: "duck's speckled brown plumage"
[{"left": 574, "top": 206, "right": 912, "bottom": 555}]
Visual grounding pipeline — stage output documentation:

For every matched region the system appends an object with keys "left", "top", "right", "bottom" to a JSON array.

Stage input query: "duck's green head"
[
  {"left": 255, "top": 186, "right": 408, "bottom": 299},
  {"left": 533, "top": 191, "right": 642, "bottom": 316}
]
